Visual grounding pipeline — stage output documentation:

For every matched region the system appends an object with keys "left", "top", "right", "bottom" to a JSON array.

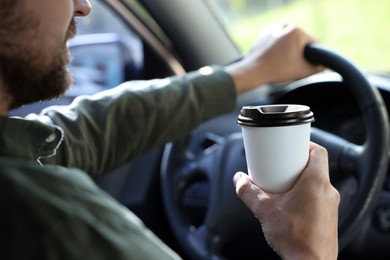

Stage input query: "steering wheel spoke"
[
  {"left": 186, "top": 225, "right": 228, "bottom": 260},
  {"left": 311, "top": 127, "right": 363, "bottom": 176}
]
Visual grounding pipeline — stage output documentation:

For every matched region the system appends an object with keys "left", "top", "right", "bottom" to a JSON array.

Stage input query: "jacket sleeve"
[{"left": 40, "top": 66, "right": 237, "bottom": 178}]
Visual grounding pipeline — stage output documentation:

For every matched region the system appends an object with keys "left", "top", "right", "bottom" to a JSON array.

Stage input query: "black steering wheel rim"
[
  {"left": 161, "top": 44, "right": 390, "bottom": 259},
  {"left": 304, "top": 44, "right": 389, "bottom": 248}
]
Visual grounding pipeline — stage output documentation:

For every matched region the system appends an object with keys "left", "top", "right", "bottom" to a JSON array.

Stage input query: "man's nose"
[{"left": 74, "top": 0, "right": 92, "bottom": 17}]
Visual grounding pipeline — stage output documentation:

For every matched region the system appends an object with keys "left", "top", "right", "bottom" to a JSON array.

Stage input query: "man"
[{"left": 0, "top": 0, "right": 339, "bottom": 259}]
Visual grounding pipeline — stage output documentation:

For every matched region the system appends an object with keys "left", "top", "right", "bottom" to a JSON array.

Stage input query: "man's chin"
[
  {"left": 10, "top": 72, "right": 73, "bottom": 109},
  {"left": 4, "top": 40, "right": 73, "bottom": 110}
]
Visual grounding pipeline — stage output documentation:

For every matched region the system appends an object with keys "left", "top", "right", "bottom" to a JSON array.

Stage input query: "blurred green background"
[{"left": 212, "top": 0, "right": 390, "bottom": 74}]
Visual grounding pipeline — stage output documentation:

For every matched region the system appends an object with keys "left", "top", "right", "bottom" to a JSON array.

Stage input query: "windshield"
[{"left": 209, "top": 0, "right": 389, "bottom": 75}]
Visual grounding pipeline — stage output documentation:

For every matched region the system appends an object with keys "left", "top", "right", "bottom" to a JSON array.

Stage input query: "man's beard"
[{"left": 0, "top": 6, "right": 77, "bottom": 109}]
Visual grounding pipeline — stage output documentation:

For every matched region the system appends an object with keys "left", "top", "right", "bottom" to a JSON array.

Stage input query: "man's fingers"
[{"left": 233, "top": 172, "right": 270, "bottom": 213}]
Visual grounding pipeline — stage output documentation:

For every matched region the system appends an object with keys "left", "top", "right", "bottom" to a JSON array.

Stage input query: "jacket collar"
[{"left": 0, "top": 116, "right": 63, "bottom": 162}]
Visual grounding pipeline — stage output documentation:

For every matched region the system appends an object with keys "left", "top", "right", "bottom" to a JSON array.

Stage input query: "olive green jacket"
[{"left": 0, "top": 66, "right": 236, "bottom": 259}]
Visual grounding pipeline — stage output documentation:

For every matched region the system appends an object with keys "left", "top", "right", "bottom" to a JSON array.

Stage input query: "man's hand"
[
  {"left": 233, "top": 143, "right": 340, "bottom": 260},
  {"left": 226, "top": 23, "right": 324, "bottom": 94}
]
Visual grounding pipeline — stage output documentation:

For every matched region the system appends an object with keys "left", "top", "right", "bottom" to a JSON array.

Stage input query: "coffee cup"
[{"left": 237, "top": 104, "right": 315, "bottom": 193}]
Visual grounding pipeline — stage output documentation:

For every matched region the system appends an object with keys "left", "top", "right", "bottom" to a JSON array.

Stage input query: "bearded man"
[{"left": 0, "top": 1, "right": 339, "bottom": 259}]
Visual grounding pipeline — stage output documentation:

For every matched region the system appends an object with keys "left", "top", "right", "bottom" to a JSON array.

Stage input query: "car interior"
[{"left": 11, "top": 0, "right": 390, "bottom": 259}]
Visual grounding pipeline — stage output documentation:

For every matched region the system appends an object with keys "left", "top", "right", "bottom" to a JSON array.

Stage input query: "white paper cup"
[{"left": 237, "top": 104, "right": 314, "bottom": 193}]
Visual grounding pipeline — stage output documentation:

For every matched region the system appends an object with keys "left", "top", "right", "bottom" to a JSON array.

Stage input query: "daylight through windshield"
[{"left": 210, "top": 0, "right": 389, "bottom": 74}]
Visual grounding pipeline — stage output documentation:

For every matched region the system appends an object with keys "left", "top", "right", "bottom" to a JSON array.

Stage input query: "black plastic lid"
[{"left": 237, "top": 104, "right": 315, "bottom": 127}]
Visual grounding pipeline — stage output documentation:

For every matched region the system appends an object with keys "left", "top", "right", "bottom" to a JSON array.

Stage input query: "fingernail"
[{"left": 233, "top": 172, "right": 243, "bottom": 185}]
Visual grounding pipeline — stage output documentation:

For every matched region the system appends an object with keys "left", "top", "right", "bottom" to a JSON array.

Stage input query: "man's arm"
[{"left": 41, "top": 67, "right": 236, "bottom": 178}]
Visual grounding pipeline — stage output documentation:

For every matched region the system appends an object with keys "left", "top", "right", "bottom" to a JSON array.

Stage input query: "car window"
[
  {"left": 71, "top": 0, "right": 144, "bottom": 90},
  {"left": 208, "top": 0, "right": 389, "bottom": 74}
]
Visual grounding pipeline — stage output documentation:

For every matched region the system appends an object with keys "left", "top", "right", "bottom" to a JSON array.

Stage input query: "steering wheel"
[{"left": 161, "top": 44, "right": 389, "bottom": 259}]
